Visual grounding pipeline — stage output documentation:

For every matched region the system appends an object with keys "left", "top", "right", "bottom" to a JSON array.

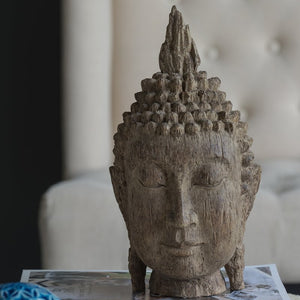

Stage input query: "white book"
[{"left": 21, "top": 264, "right": 290, "bottom": 300}]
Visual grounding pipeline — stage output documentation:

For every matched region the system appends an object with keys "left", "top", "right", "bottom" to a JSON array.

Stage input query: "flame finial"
[{"left": 159, "top": 6, "right": 201, "bottom": 75}]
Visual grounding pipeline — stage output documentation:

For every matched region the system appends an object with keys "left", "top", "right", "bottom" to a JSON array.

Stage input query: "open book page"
[{"left": 21, "top": 264, "right": 289, "bottom": 300}]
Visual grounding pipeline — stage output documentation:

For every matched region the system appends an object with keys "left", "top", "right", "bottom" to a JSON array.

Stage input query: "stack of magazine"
[{"left": 21, "top": 264, "right": 290, "bottom": 299}]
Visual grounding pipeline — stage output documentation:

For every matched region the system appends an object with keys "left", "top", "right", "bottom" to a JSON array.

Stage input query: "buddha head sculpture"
[{"left": 110, "top": 6, "right": 261, "bottom": 298}]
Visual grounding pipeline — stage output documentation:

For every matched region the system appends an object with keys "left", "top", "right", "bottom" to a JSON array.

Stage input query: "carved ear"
[
  {"left": 225, "top": 244, "right": 245, "bottom": 291},
  {"left": 241, "top": 163, "right": 261, "bottom": 220},
  {"left": 109, "top": 166, "right": 128, "bottom": 220}
]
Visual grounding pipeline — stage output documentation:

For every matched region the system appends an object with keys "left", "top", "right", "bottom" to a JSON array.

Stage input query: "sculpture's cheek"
[
  {"left": 126, "top": 184, "right": 167, "bottom": 268},
  {"left": 191, "top": 181, "right": 242, "bottom": 272}
]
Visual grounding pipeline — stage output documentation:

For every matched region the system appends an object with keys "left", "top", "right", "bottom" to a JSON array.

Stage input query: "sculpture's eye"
[
  {"left": 192, "top": 164, "right": 226, "bottom": 188},
  {"left": 137, "top": 165, "right": 166, "bottom": 188}
]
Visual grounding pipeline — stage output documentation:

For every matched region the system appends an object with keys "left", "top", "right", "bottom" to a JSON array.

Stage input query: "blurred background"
[{"left": 1, "top": 0, "right": 300, "bottom": 295}]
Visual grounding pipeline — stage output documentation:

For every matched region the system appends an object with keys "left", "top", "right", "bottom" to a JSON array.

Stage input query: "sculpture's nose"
[
  {"left": 165, "top": 179, "right": 199, "bottom": 247},
  {"left": 170, "top": 191, "right": 198, "bottom": 228},
  {"left": 166, "top": 176, "right": 198, "bottom": 229}
]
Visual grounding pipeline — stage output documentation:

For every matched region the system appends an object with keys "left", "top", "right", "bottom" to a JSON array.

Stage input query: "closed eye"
[
  {"left": 136, "top": 163, "right": 167, "bottom": 189},
  {"left": 191, "top": 163, "right": 228, "bottom": 189},
  {"left": 138, "top": 179, "right": 166, "bottom": 189}
]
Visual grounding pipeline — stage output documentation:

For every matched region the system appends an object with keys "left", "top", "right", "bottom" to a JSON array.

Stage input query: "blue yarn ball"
[{"left": 0, "top": 282, "right": 60, "bottom": 300}]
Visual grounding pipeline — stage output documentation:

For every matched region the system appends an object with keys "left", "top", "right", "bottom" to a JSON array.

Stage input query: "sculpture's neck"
[{"left": 149, "top": 270, "right": 227, "bottom": 298}]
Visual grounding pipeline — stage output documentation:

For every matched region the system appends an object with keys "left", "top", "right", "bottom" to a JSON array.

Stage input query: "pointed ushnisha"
[
  {"left": 110, "top": 6, "right": 261, "bottom": 298},
  {"left": 159, "top": 6, "right": 200, "bottom": 74}
]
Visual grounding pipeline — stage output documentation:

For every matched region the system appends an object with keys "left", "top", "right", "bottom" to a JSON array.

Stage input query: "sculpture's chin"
[
  {"left": 139, "top": 242, "right": 237, "bottom": 280},
  {"left": 156, "top": 260, "right": 215, "bottom": 280}
]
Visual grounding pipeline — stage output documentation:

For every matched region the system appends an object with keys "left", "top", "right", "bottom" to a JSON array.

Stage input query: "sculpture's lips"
[{"left": 161, "top": 243, "right": 202, "bottom": 257}]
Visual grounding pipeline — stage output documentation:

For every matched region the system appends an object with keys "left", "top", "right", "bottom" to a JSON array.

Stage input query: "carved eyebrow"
[
  {"left": 134, "top": 161, "right": 163, "bottom": 170},
  {"left": 206, "top": 156, "right": 230, "bottom": 165}
]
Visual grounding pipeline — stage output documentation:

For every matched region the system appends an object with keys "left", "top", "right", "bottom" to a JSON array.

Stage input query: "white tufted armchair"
[{"left": 40, "top": 0, "right": 300, "bottom": 283}]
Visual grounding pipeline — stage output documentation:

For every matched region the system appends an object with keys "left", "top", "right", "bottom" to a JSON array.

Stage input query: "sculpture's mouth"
[{"left": 161, "top": 243, "right": 203, "bottom": 257}]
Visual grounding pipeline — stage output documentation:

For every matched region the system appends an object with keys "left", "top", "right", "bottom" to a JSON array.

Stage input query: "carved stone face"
[{"left": 124, "top": 131, "right": 243, "bottom": 280}]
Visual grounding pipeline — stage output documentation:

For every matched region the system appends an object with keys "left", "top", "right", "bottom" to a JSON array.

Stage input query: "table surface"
[{"left": 21, "top": 265, "right": 290, "bottom": 300}]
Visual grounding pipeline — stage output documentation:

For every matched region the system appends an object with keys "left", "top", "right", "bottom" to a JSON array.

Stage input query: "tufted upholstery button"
[
  {"left": 205, "top": 47, "right": 219, "bottom": 61},
  {"left": 267, "top": 39, "right": 281, "bottom": 54}
]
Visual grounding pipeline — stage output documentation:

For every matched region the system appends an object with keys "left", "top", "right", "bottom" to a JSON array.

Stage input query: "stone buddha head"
[{"left": 110, "top": 6, "right": 261, "bottom": 298}]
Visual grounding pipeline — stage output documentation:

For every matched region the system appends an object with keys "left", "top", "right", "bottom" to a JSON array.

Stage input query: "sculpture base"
[{"left": 149, "top": 270, "right": 227, "bottom": 298}]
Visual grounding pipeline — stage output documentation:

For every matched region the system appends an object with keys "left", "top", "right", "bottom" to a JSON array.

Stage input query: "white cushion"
[
  {"left": 39, "top": 170, "right": 129, "bottom": 270},
  {"left": 245, "top": 189, "right": 284, "bottom": 266},
  {"left": 245, "top": 159, "right": 300, "bottom": 282},
  {"left": 40, "top": 160, "right": 300, "bottom": 282}
]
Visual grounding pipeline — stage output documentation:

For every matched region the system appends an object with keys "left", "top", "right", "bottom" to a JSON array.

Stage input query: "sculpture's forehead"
[{"left": 126, "top": 132, "right": 239, "bottom": 168}]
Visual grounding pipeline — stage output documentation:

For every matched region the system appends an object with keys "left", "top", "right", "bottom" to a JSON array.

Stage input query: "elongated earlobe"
[
  {"left": 128, "top": 247, "right": 147, "bottom": 293},
  {"left": 225, "top": 244, "right": 245, "bottom": 291}
]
